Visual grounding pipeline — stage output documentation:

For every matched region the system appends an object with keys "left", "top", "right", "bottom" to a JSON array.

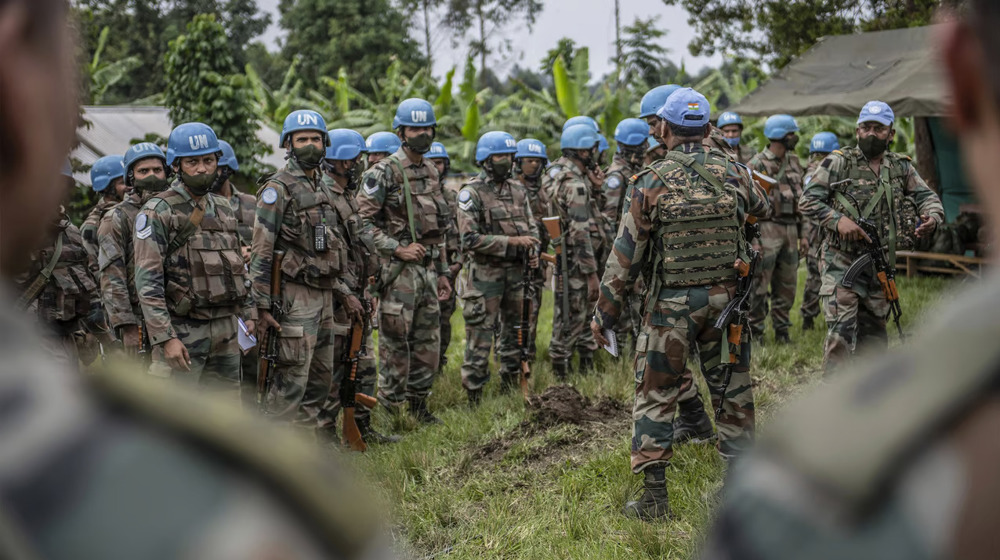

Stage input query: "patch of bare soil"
[{"left": 526, "top": 384, "right": 627, "bottom": 428}]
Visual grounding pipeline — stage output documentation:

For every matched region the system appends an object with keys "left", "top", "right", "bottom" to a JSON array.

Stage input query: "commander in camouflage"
[
  {"left": 81, "top": 154, "right": 126, "bottom": 263},
  {"left": 800, "top": 101, "right": 943, "bottom": 373},
  {"left": 591, "top": 88, "right": 768, "bottom": 521},
  {"left": 799, "top": 131, "right": 840, "bottom": 331},
  {"left": 98, "top": 142, "right": 170, "bottom": 357},
  {"left": 458, "top": 131, "right": 540, "bottom": 405},
  {"left": 134, "top": 122, "right": 253, "bottom": 394}
]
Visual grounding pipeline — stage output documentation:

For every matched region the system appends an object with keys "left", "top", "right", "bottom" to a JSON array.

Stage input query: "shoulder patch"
[
  {"left": 260, "top": 186, "right": 278, "bottom": 205},
  {"left": 458, "top": 188, "right": 475, "bottom": 211},
  {"left": 605, "top": 176, "right": 622, "bottom": 190},
  {"left": 576, "top": 186, "right": 586, "bottom": 196},
  {"left": 362, "top": 175, "right": 380, "bottom": 196},
  {"left": 548, "top": 167, "right": 561, "bottom": 180},
  {"left": 134, "top": 214, "right": 147, "bottom": 232}
]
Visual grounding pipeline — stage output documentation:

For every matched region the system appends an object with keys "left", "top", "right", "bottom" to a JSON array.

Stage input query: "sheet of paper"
[
  {"left": 602, "top": 329, "right": 619, "bottom": 357},
  {"left": 237, "top": 316, "right": 258, "bottom": 352}
]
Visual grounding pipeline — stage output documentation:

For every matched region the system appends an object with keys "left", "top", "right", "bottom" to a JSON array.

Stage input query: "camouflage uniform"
[
  {"left": 748, "top": 147, "right": 805, "bottom": 337},
  {"left": 227, "top": 186, "right": 259, "bottom": 407},
  {"left": 14, "top": 213, "right": 104, "bottom": 364},
  {"left": 357, "top": 148, "right": 451, "bottom": 409},
  {"left": 601, "top": 153, "right": 643, "bottom": 346},
  {"left": 250, "top": 161, "right": 354, "bottom": 426},
  {"left": 134, "top": 182, "right": 252, "bottom": 393},
  {"left": 80, "top": 197, "right": 118, "bottom": 265},
  {"left": 593, "top": 142, "right": 769, "bottom": 471},
  {"left": 800, "top": 146, "right": 943, "bottom": 371},
  {"left": 800, "top": 156, "right": 826, "bottom": 324},
  {"left": 702, "top": 276, "right": 1000, "bottom": 560},
  {"left": 516, "top": 171, "right": 549, "bottom": 361},
  {"left": 228, "top": 187, "right": 257, "bottom": 241},
  {"left": 589, "top": 169, "right": 616, "bottom": 281},
  {"left": 543, "top": 156, "right": 599, "bottom": 372},
  {"left": 457, "top": 171, "right": 539, "bottom": 391},
  {"left": 438, "top": 185, "right": 462, "bottom": 371}
]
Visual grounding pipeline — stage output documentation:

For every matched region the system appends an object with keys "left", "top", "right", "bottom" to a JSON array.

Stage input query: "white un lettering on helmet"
[
  {"left": 297, "top": 113, "right": 319, "bottom": 126},
  {"left": 189, "top": 135, "right": 209, "bottom": 150},
  {"left": 136, "top": 142, "right": 156, "bottom": 153},
  {"left": 505, "top": 138, "right": 516, "bottom": 148},
  {"left": 411, "top": 110, "right": 428, "bottom": 123},
  {"left": 529, "top": 144, "right": 542, "bottom": 153}
]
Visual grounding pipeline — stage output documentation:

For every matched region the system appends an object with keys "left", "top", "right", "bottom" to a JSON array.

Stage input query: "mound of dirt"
[{"left": 526, "top": 385, "right": 628, "bottom": 428}]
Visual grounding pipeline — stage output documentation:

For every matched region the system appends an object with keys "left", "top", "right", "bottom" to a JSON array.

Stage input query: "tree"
[
  {"left": 661, "top": 0, "right": 942, "bottom": 68},
  {"left": 400, "top": 0, "right": 446, "bottom": 70},
  {"left": 442, "top": 0, "right": 544, "bottom": 77},
  {"left": 84, "top": 26, "right": 142, "bottom": 104},
  {"left": 278, "top": 0, "right": 427, "bottom": 96},
  {"left": 618, "top": 16, "right": 674, "bottom": 89},
  {"left": 164, "top": 13, "right": 271, "bottom": 179},
  {"left": 540, "top": 37, "right": 578, "bottom": 75}
]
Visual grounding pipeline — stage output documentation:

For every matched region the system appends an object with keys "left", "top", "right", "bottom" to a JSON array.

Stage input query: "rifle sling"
[
  {"left": 166, "top": 200, "right": 206, "bottom": 258},
  {"left": 16, "top": 232, "right": 64, "bottom": 311},
  {"left": 385, "top": 156, "right": 418, "bottom": 245}
]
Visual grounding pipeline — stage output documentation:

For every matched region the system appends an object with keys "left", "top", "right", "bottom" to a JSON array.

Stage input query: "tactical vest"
[
  {"left": 157, "top": 191, "right": 247, "bottom": 320},
  {"left": 546, "top": 160, "right": 605, "bottom": 254},
  {"left": 467, "top": 177, "right": 533, "bottom": 265},
  {"left": 647, "top": 149, "right": 742, "bottom": 288},
  {"left": 268, "top": 171, "right": 346, "bottom": 290},
  {"left": 382, "top": 155, "right": 450, "bottom": 245},
  {"left": 230, "top": 191, "right": 256, "bottom": 242},
  {"left": 765, "top": 154, "right": 802, "bottom": 223},
  {"left": 30, "top": 221, "right": 99, "bottom": 325},
  {"left": 330, "top": 183, "right": 378, "bottom": 291}
]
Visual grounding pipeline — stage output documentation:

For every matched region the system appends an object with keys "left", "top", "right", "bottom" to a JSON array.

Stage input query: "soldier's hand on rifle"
[
  {"left": 437, "top": 276, "right": 452, "bottom": 301},
  {"left": 394, "top": 243, "right": 426, "bottom": 262},
  {"left": 508, "top": 236, "right": 540, "bottom": 248},
  {"left": 528, "top": 252, "right": 540, "bottom": 269},
  {"left": 837, "top": 216, "right": 871, "bottom": 243},
  {"left": 799, "top": 237, "right": 810, "bottom": 254},
  {"left": 257, "top": 310, "right": 281, "bottom": 341},
  {"left": 163, "top": 338, "right": 191, "bottom": 371},
  {"left": 915, "top": 215, "right": 937, "bottom": 238},
  {"left": 120, "top": 324, "right": 141, "bottom": 356},
  {"left": 342, "top": 294, "right": 364, "bottom": 322},
  {"left": 587, "top": 273, "right": 600, "bottom": 302},
  {"left": 587, "top": 167, "right": 606, "bottom": 186}
]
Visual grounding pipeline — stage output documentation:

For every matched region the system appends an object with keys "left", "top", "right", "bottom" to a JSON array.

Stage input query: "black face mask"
[
  {"left": 486, "top": 157, "right": 513, "bottom": 183},
  {"left": 181, "top": 171, "right": 218, "bottom": 196},
  {"left": 782, "top": 134, "right": 799, "bottom": 151},
  {"left": 133, "top": 175, "right": 169, "bottom": 193},
  {"left": 858, "top": 135, "right": 889, "bottom": 159},
  {"left": 291, "top": 144, "right": 325, "bottom": 169},
  {"left": 403, "top": 132, "right": 434, "bottom": 154},
  {"left": 519, "top": 160, "right": 542, "bottom": 180}
]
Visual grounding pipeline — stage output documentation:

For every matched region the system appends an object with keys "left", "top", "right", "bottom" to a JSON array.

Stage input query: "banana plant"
[
  {"left": 88, "top": 26, "right": 141, "bottom": 105},
  {"left": 246, "top": 57, "right": 307, "bottom": 131}
]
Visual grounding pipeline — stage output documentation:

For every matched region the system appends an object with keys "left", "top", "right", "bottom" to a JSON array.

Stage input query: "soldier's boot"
[
  {"left": 579, "top": 356, "right": 594, "bottom": 376},
  {"left": 553, "top": 361, "right": 568, "bottom": 382},
  {"left": 356, "top": 417, "right": 401, "bottom": 445},
  {"left": 467, "top": 388, "right": 483, "bottom": 408},
  {"left": 801, "top": 315, "right": 815, "bottom": 331},
  {"left": 673, "top": 396, "right": 715, "bottom": 443},
  {"left": 774, "top": 330, "right": 791, "bottom": 344},
  {"left": 408, "top": 397, "right": 442, "bottom": 425},
  {"left": 623, "top": 466, "right": 670, "bottom": 520}
]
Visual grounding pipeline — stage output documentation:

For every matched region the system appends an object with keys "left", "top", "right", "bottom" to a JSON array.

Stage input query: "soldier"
[
  {"left": 98, "top": 142, "right": 170, "bottom": 357},
  {"left": 800, "top": 131, "right": 840, "bottom": 331},
  {"left": 716, "top": 111, "right": 757, "bottom": 164},
  {"left": 356, "top": 98, "right": 453, "bottom": 423},
  {"left": 81, "top": 154, "right": 126, "bottom": 262},
  {"left": 457, "top": 131, "right": 540, "bottom": 405},
  {"left": 639, "top": 84, "right": 681, "bottom": 133},
  {"left": 135, "top": 122, "right": 254, "bottom": 394},
  {"left": 365, "top": 131, "right": 401, "bottom": 167},
  {"left": 544, "top": 124, "right": 601, "bottom": 379},
  {"left": 800, "top": 101, "right": 942, "bottom": 373},
  {"left": 250, "top": 110, "right": 362, "bottom": 428},
  {"left": 645, "top": 135, "right": 667, "bottom": 165},
  {"left": 703, "top": 4, "right": 1000, "bottom": 556},
  {"left": 590, "top": 88, "right": 768, "bottom": 520},
  {"left": 426, "top": 141, "right": 463, "bottom": 373},
  {"left": 747, "top": 115, "right": 806, "bottom": 343},
  {"left": 514, "top": 138, "right": 550, "bottom": 361}
]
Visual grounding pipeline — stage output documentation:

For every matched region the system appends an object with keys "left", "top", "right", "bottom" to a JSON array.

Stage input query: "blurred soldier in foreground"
[
  {"left": 799, "top": 131, "right": 840, "bottom": 331},
  {"left": 81, "top": 154, "right": 126, "bottom": 262},
  {"left": 703, "top": 4, "right": 1000, "bottom": 558},
  {"left": 0, "top": 1, "right": 388, "bottom": 556},
  {"left": 716, "top": 112, "right": 756, "bottom": 165},
  {"left": 592, "top": 88, "right": 768, "bottom": 520},
  {"left": 514, "top": 138, "right": 550, "bottom": 361}
]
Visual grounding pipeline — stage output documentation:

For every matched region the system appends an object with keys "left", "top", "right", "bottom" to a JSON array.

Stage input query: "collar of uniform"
[
  {"left": 761, "top": 146, "right": 782, "bottom": 162},
  {"left": 170, "top": 179, "right": 215, "bottom": 212},
  {"left": 673, "top": 141, "right": 706, "bottom": 154},
  {"left": 390, "top": 146, "right": 425, "bottom": 170}
]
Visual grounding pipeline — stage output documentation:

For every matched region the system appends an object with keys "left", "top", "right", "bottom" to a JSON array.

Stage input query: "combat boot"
[
  {"left": 673, "top": 397, "right": 715, "bottom": 443},
  {"left": 623, "top": 466, "right": 670, "bottom": 520},
  {"left": 802, "top": 316, "right": 815, "bottom": 331},
  {"left": 774, "top": 330, "right": 791, "bottom": 344},
  {"left": 356, "top": 417, "right": 401, "bottom": 445},
  {"left": 553, "top": 361, "right": 568, "bottom": 381},
  {"left": 467, "top": 388, "right": 483, "bottom": 408},
  {"left": 579, "top": 356, "right": 594, "bottom": 376},
  {"left": 408, "top": 397, "right": 442, "bottom": 425}
]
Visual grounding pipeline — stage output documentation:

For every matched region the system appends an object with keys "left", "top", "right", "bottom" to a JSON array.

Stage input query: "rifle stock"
[
  {"left": 341, "top": 320, "right": 366, "bottom": 452},
  {"left": 542, "top": 216, "right": 571, "bottom": 365},
  {"left": 840, "top": 217, "right": 905, "bottom": 338},
  {"left": 256, "top": 250, "right": 285, "bottom": 411}
]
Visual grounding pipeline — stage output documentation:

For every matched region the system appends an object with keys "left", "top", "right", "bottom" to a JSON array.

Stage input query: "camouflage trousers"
[
  {"left": 549, "top": 270, "right": 597, "bottom": 368},
  {"left": 820, "top": 249, "right": 889, "bottom": 373},
  {"left": 460, "top": 263, "right": 529, "bottom": 391},
  {"left": 316, "top": 315, "right": 377, "bottom": 436},
  {"left": 377, "top": 262, "right": 440, "bottom": 408},
  {"left": 632, "top": 283, "right": 754, "bottom": 473},
  {"left": 801, "top": 243, "right": 823, "bottom": 321},
  {"left": 438, "top": 289, "right": 457, "bottom": 372},
  {"left": 526, "top": 270, "right": 546, "bottom": 361},
  {"left": 149, "top": 315, "right": 241, "bottom": 397},
  {"left": 265, "top": 282, "right": 336, "bottom": 427},
  {"left": 750, "top": 221, "right": 799, "bottom": 334}
]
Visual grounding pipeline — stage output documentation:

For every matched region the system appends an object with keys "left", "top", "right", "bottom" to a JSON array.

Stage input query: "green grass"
[{"left": 348, "top": 269, "right": 952, "bottom": 559}]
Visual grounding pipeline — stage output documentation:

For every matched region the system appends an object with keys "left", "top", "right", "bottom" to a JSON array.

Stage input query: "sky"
[{"left": 256, "top": 0, "right": 724, "bottom": 82}]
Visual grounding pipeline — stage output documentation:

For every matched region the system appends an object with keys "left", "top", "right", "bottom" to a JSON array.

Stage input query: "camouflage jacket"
[
  {"left": 329, "top": 178, "right": 379, "bottom": 294},
  {"left": 542, "top": 156, "right": 598, "bottom": 276},
  {"left": 356, "top": 148, "right": 449, "bottom": 277},
  {"left": 441, "top": 184, "right": 463, "bottom": 275},
  {"left": 801, "top": 156, "right": 825, "bottom": 247},
  {"left": 457, "top": 172, "right": 539, "bottom": 265},
  {"left": 134, "top": 182, "right": 252, "bottom": 346},
  {"left": 15, "top": 214, "right": 103, "bottom": 334},
  {"left": 97, "top": 190, "right": 158, "bottom": 329},
  {"left": 593, "top": 142, "right": 770, "bottom": 329},
  {"left": 801, "top": 146, "right": 944, "bottom": 263},
  {"left": 228, "top": 187, "right": 257, "bottom": 243},
  {"left": 748, "top": 146, "right": 806, "bottom": 229},
  {"left": 518, "top": 173, "right": 551, "bottom": 253},
  {"left": 81, "top": 196, "right": 119, "bottom": 266},
  {"left": 602, "top": 153, "right": 640, "bottom": 233},
  {"left": 249, "top": 161, "right": 354, "bottom": 309}
]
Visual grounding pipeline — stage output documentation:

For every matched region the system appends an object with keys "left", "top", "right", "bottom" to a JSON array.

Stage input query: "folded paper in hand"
[{"left": 237, "top": 317, "right": 258, "bottom": 352}]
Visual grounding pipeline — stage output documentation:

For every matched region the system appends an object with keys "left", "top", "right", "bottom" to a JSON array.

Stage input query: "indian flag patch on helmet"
[{"left": 687, "top": 102, "right": 700, "bottom": 111}]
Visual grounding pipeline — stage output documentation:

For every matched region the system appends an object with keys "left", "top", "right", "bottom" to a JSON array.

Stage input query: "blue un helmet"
[
  {"left": 89, "top": 155, "right": 125, "bottom": 193},
  {"left": 427, "top": 142, "right": 450, "bottom": 161},
  {"left": 325, "top": 129, "right": 365, "bottom": 161},
  {"left": 280, "top": 110, "right": 329, "bottom": 148},
  {"left": 858, "top": 100, "right": 895, "bottom": 127},
  {"left": 717, "top": 112, "right": 743, "bottom": 129},
  {"left": 217, "top": 140, "right": 239, "bottom": 171},
  {"left": 475, "top": 131, "right": 518, "bottom": 163},
  {"left": 810, "top": 132, "right": 840, "bottom": 154},
  {"left": 562, "top": 115, "right": 599, "bottom": 132},
  {"left": 394, "top": 98, "right": 437, "bottom": 128},
  {"left": 561, "top": 124, "right": 600, "bottom": 151},
  {"left": 166, "top": 122, "right": 221, "bottom": 166},
  {"left": 614, "top": 118, "right": 648, "bottom": 148},
  {"left": 639, "top": 84, "right": 681, "bottom": 119},
  {"left": 657, "top": 87, "right": 712, "bottom": 127},
  {"left": 515, "top": 138, "right": 548, "bottom": 162},
  {"left": 123, "top": 142, "right": 167, "bottom": 186},
  {"left": 763, "top": 114, "right": 800, "bottom": 140},
  {"left": 366, "top": 132, "right": 401, "bottom": 154}
]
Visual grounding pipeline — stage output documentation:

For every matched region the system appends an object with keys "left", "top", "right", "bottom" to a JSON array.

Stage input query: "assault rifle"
[
  {"left": 341, "top": 302, "right": 379, "bottom": 451},
  {"left": 515, "top": 247, "right": 536, "bottom": 400},
  {"left": 541, "top": 216, "right": 570, "bottom": 371},
  {"left": 257, "top": 250, "right": 285, "bottom": 411}
]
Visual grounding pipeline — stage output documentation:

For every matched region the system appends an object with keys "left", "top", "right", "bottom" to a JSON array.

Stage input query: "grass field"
[{"left": 348, "top": 270, "right": 954, "bottom": 559}]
